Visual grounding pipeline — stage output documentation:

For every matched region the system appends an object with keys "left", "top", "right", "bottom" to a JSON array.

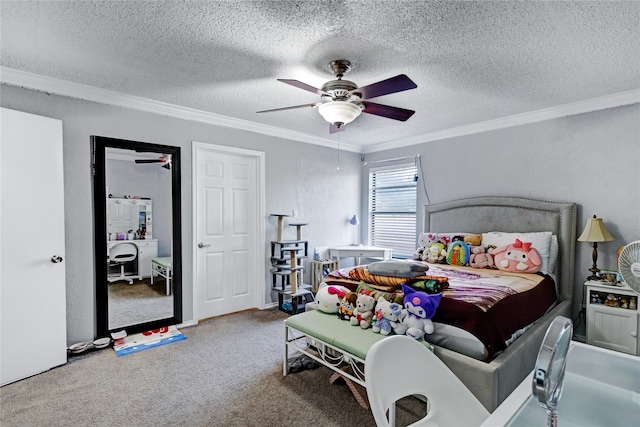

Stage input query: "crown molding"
[
  {"left": 2, "top": 67, "right": 637, "bottom": 155},
  {"left": 363, "top": 89, "right": 640, "bottom": 153},
  {"left": 0, "top": 67, "right": 362, "bottom": 153}
]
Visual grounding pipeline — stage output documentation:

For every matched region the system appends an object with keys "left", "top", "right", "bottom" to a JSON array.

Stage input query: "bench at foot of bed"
[{"left": 283, "top": 309, "right": 433, "bottom": 405}]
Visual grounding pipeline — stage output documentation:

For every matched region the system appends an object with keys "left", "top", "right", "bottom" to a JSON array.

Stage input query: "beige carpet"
[
  {"left": 0, "top": 309, "right": 427, "bottom": 426},
  {"left": 108, "top": 278, "right": 173, "bottom": 329}
]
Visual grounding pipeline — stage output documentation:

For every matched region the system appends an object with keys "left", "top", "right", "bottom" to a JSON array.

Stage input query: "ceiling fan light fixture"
[{"left": 318, "top": 101, "right": 362, "bottom": 126}]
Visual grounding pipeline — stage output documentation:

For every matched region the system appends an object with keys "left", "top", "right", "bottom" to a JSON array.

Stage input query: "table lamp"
[
  {"left": 577, "top": 214, "right": 615, "bottom": 281},
  {"left": 349, "top": 214, "right": 361, "bottom": 246}
]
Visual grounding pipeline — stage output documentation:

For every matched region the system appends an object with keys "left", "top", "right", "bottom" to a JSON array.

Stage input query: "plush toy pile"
[
  {"left": 306, "top": 233, "right": 546, "bottom": 343},
  {"left": 411, "top": 232, "right": 543, "bottom": 274}
]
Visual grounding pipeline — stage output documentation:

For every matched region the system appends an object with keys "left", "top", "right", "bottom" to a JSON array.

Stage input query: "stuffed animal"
[
  {"left": 401, "top": 284, "right": 442, "bottom": 340},
  {"left": 337, "top": 292, "right": 358, "bottom": 321},
  {"left": 469, "top": 246, "right": 494, "bottom": 269},
  {"left": 350, "top": 293, "right": 376, "bottom": 329},
  {"left": 446, "top": 241, "right": 470, "bottom": 266},
  {"left": 463, "top": 233, "right": 482, "bottom": 247},
  {"left": 372, "top": 297, "right": 407, "bottom": 335},
  {"left": 426, "top": 242, "right": 446, "bottom": 263},
  {"left": 413, "top": 232, "right": 438, "bottom": 260},
  {"left": 308, "top": 283, "right": 350, "bottom": 313},
  {"left": 493, "top": 239, "right": 542, "bottom": 273}
]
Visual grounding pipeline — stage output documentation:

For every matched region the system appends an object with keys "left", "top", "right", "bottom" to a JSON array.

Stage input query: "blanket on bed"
[{"left": 324, "top": 263, "right": 557, "bottom": 360}]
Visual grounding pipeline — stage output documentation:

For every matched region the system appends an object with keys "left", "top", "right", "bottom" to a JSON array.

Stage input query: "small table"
[
  {"left": 151, "top": 257, "right": 173, "bottom": 295},
  {"left": 328, "top": 245, "right": 392, "bottom": 268}
]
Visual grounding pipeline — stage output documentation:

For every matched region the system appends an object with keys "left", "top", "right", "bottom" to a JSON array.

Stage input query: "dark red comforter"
[{"left": 325, "top": 263, "right": 557, "bottom": 360}]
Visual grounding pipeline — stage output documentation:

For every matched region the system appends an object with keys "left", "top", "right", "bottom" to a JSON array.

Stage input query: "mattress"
[{"left": 324, "top": 263, "right": 558, "bottom": 361}]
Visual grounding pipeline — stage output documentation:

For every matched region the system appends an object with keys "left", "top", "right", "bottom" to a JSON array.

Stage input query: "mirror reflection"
[{"left": 93, "top": 137, "right": 182, "bottom": 337}]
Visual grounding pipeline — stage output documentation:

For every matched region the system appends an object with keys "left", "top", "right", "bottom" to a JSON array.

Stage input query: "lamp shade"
[
  {"left": 349, "top": 214, "right": 359, "bottom": 226},
  {"left": 577, "top": 215, "right": 615, "bottom": 243},
  {"left": 318, "top": 101, "right": 362, "bottom": 125}
]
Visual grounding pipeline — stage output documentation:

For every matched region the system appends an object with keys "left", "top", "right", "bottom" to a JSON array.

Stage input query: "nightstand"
[{"left": 585, "top": 280, "right": 639, "bottom": 355}]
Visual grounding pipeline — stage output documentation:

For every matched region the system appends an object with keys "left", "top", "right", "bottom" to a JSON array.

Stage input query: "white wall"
[
  {"left": 363, "top": 103, "right": 640, "bottom": 317},
  {"left": 1, "top": 85, "right": 361, "bottom": 344}
]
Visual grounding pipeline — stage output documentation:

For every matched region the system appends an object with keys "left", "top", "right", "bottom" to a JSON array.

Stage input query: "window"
[{"left": 368, "top": 164, "right": 417, "bottom": 258}]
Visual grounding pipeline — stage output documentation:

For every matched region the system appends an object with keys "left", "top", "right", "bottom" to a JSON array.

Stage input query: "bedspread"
[{"left": 324, "top": 263, "right": 557, "bottom": 360}]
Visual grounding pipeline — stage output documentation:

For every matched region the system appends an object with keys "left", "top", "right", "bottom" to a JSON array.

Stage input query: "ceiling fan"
[
  {"left": 134, "top": 154, "right": 171, "bottom": 170},
  {"left": 257, "top": 60, "right": 417, "bottom": 133}
]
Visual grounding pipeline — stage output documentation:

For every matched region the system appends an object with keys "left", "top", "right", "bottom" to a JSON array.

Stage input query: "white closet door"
[{"left": 1, "top": 108, "right": 67, "bottom": 386}]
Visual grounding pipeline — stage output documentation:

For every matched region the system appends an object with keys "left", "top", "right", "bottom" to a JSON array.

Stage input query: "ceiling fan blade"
[
  {"left": 278, "top": 79, "right": 328, "bottom": 96},
  {"left": 354, "top": 74, "right": 417, "bottom": 100},
  {"left": 256, "top": 103, "right": 319, "bottom": 114},
  {"left": 329, "top": 123, "right": 344, "bottom": 134},
  {"left": 134, "top": 159, "right": 165, "bottom": 164},
  {"left": 361, "top": 101, "right": 416, "bottom": 121}
]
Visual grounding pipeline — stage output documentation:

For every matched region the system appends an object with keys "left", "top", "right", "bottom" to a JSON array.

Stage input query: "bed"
[{"left": 285, "top": 196, "right": 576, "bottom": 412}]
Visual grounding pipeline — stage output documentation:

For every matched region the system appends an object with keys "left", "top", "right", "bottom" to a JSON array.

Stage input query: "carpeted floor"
[
  {"left": 108, "top": 278, "right": 173, "bottom": 329},
  {"left": 0, "top": 309, "right": 427, "bottom": 426}
]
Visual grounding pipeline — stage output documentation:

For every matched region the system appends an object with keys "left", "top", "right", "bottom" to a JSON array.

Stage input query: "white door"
[
  {"left": 0, "top": 108, "right": 67, "bottom": 386},
  {"left": 193, "top": 142, "right": 264, "bottom": 320}
]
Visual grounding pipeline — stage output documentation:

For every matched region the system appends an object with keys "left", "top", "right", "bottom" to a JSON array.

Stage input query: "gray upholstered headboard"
[{"left": 424, "top": 196, "right": 577, "bottom": 302}]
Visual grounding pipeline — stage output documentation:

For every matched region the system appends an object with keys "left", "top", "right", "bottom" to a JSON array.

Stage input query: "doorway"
[{"left": 192, "top": 142, "right": 265, "bottom": 320}]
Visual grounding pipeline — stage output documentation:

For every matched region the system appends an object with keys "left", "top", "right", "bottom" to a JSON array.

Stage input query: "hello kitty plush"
[
  {"left": 401, "top": 284, "right": 442, "bottom": 340},
  {"left": 372, "top": 297, "right": 407, "bottom": 335},
  {"left": 493, "top": 239, "right": 542, "bottom": 273},
  {"left": 413, "top": 232, "right": 439, "bottom": 260},
  {"left": 308, "top": 283, "right": 350, "bottom": 313}
]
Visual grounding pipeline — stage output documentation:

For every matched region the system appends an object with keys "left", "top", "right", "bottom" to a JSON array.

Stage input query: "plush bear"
[
  {"left": 463, "top": 233, "right": 482, "bottom": 247},
  {"left": 413, "top": 232, "right": 438, "bottom": 260},
  {"left": 337, "top": 292, "right": 358, "bottom": 321},
  {"left": 493, "top": 239, "right": 542, "bottom": 273},
  {"left": 401, "top": 284, "right": 442, "bottom": 340},
  {"left": 446, "top": 241, "right": 470, "bottom": 266},
  {"left": 469, "top": 246, "right": 494, "bottom": 269},
  {"left": 308, "top": 283, "right": 350, "bottom": 313},
  {"left": 350, "top": 293, "right": 376, "bottom": 329},
  {"left": 425, "top": 241, "right": 446, "bottom": 263},
  {"left": 372, "top": 297, "right": 407, "bottom": 335}
]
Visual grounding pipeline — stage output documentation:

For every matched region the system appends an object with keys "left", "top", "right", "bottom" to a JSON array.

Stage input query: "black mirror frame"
[{"left": 92, "top": 135, "right": 182, "bottom": 338}]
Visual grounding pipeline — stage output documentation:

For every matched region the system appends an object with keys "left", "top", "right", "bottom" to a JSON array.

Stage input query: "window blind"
[{"left": 369, "top": 164, "right": 417, "bottom": 258}]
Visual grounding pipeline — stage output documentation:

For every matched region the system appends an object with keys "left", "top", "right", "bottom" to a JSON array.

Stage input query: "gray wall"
[
  {"left": 3, "top": 84, "right": 638, "bottom": 343},
  {"left": 363, "top": 103, "right": 640, "bottom": 317},
  {"left": 1, "top": 85, "right": 361, "bottom": 344}
]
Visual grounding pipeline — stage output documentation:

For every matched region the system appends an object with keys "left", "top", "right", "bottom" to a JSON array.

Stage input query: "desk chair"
[
  {"left": 365, "top": 335, "right": 489, "bottom": 427},
  {"left": 151, "top": 257, "right": 173, "bottom": 295},
  {"left": 108, "top": 242, "right": 138, "bottom": 284}
]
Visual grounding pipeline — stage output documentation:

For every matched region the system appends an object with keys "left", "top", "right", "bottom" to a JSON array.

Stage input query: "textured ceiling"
[{"left": 1, "top": 1, "right": 639, "bottom": 152}]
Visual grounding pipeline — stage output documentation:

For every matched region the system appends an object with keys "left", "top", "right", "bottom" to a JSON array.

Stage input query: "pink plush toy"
[{"left": 493, "top": 239, "right": 542, "bottom": 273}]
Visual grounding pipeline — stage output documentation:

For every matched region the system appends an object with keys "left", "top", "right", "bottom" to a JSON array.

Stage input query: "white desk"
[{"left": 328, "top": 245, "right": 392, "bottom": 267}]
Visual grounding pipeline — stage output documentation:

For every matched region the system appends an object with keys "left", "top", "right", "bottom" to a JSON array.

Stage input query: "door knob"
[
  {"left": 51, "top": 255, "right": 64, "bottom": 263},
  {"left": 197, "top": 242, "right": 210, "bottom": 248}
]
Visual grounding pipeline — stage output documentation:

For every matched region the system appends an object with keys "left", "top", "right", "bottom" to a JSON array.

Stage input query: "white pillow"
[
  {"left": 548, "top": 235, "right": 558, "bottom": 274},
  {"left": 482, "top": 231, "right": 553, "bottom": 274}
]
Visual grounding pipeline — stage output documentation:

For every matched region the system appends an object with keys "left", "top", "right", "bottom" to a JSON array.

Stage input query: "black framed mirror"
[{"left": 93, "top": 136, "right": 182, "bottom": 337}]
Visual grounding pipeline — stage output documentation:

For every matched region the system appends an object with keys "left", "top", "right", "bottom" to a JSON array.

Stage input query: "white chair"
[
  {"left": 365, "top": 335, "right": 489, "bottom": 427},
  {"left": 108, "top": 242, "right": 137, "bottom": 284}
]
